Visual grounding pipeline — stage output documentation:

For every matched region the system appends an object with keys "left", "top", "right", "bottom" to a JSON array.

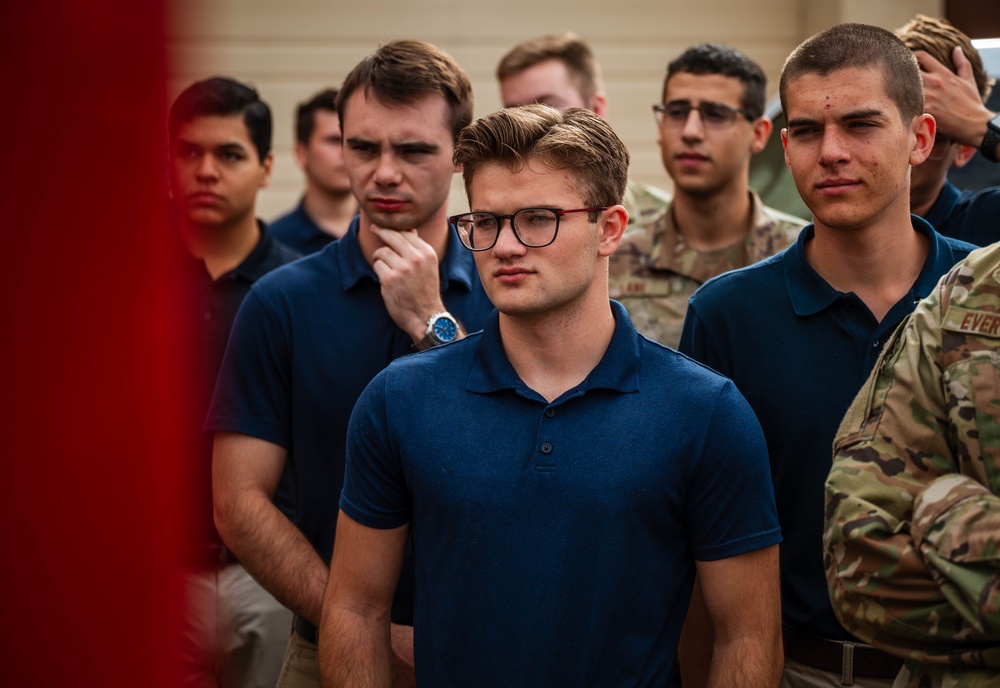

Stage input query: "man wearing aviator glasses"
[
  {"left": 319, "top": 105, "right": 783, "bottom": 687},
  {"left": 609, "top": 43, "right": 806, "bottom": 349}
]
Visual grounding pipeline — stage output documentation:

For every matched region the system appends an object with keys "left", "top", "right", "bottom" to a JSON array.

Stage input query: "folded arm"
[{"left": 213, "top": 431, "right": 329, "bottom": 624}]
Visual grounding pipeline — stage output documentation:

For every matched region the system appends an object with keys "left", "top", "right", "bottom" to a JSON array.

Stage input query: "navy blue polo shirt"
[
  {"left": 921, "top": 179, "right": 1000, "bottom": 247},
  {"left": 206, "top": 216, "right": 493, "bottom": 567},
  {"left": 270, "top": 198, "right": 335, "bottom": 255},
  {"left": 183, "top": 221, "right": 300, "bottom": 553},
  {"left": 679, "top": 217, "right": 974, "bottom": 642},
  {"left": 342, "top": 301, "right": 781, "bottom": 687}
]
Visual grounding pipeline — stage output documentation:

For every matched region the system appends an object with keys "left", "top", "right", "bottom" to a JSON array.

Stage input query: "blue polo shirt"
[
  {"left": 183, "top": 221, "right": 300, "bottom": 557},
  {"left": 342, "top": 301, "right": 781, "bottom": 687},
  {"left": 921, "top": 179, "right": 1000, "bottom": 247},
  {"left": 679, "top": 217, "right": 974, "bottom": 642},
  {"left": 206, "top": 215, "right": 493, "bottom": 569},
  {"left": 270, "top": 198, "right": 335, "bottom": 255}
]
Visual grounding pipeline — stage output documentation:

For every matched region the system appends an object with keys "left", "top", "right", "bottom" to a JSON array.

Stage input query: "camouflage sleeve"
[{"left": 824, "top": 259, "right": 1000, "bottom": 670}]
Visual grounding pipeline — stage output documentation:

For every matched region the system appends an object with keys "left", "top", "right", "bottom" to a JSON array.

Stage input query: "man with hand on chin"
[{"left": 207, "top": 40, "right": 492, "bottom": 688}]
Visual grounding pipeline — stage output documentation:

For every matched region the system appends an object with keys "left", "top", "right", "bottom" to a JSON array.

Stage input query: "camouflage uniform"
[
  {"left": 609, "top": 190, "right": 805, "bottom": 348},
  {"left": 623, "top": 178, "right": 672, "bottom": 229},
  {"left": 826, "top": 243, "right": 1000, "bottom": 688}
]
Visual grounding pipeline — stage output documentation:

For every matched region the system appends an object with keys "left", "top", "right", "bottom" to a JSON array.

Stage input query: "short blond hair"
[
  {"left": 496, "top": 33, "right": 603, "bottom": 105},
  {"left": 454, "top": 104, "right": 628, "bottom": 211}
]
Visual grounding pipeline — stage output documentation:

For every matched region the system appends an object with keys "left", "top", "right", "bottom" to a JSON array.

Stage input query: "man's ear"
[
  {"left": 260, "top": 152, "right": 274, "bottom": 188},
  {"left": 588, "top": 92, "right": 609, "bottom": 119},
  {"left": 910, "top": 113, "right": 935, "bottom": 167},
  {"left": 293, "top": 141, "right": 307, "bottom": 170},
  {"left": 597, "top": 205, "right": 628, "bottom": 257},
  {"left": 952, "top": 144, "right": 977, "bottom": 169},
  {"left": 749, "top": 117, "right": 773, "bottom": 154}
]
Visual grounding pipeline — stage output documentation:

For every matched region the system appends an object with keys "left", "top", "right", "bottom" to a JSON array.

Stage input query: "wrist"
[
  {"left": 413, "top": 311, "right": 464, "bottom": 350},
  {"left": 979, "top": 111, "right": 1000, "bottom": 162}
]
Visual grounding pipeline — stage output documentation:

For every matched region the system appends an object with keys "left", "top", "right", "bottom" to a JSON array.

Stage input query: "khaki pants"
[
  {"left": 275, "top": 630, "right": 320, "bottom": 688},
  {"left": 181, "top": 563, "right": 293, "bottom": 688}
]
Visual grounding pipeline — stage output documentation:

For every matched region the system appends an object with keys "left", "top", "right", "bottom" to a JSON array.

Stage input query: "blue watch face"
[{"left": 432, "top": 316, "right": 458, "bottom": 342}]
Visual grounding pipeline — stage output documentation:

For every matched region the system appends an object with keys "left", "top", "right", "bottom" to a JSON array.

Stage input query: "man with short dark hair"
[
  {"left": 610, "top": 43, "right": 806, "bottom": 348},
  {"left": 680, "top": 24, "right": 977, "bottom": 687},
  {"left": 270, "top": 88, "right": 358, "bottom": 254},
  {"left": 320, "top": 104, "right": 783, "bottom": 688},
  {"left": 169, "top": 75, "right": 299, "bottom": 688},
  {"left": 497, "top": 32, "right": 672, "bottom": 230},
  {"left": 897, "top": 14, "right": 1000, "bottom": 247},
  {"left": 208, "top": 42, "right": 493, "bottom": 688}
]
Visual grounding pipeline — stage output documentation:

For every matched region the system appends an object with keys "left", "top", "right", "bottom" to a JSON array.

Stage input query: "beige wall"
[{"left": 168, "top": 0, "right": 941, "bottom": 220}]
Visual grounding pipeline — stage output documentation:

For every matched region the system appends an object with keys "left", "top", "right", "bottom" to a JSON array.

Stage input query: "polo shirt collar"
[
  {"left": 785, "top": 215, "right": 959, "bottom": 316},
  {"left": 467, "top": 300, "right": 642, "bottom": 398},
  {"left": 293, "top": 197, "right": 319, "bottom": 226},
  {"left": 337, "top": 216, "right": 477, "bottom": 293},
  {"left": 201, "top": 219, "right": 275, "bottom": 284},
  {"left": 228, "top": 220, "right": 280, "bottom": 282},
  {"left": 922, "top": 179, "right": 961, "bottom": 230}
]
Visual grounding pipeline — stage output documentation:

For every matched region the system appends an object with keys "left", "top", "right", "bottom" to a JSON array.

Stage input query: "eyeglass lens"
[
  {"left": 658, "top": 102, "right": 741, "bottom": 128},
  {"left": 455, "top": 209, "right": 559, "bottom": 250}
]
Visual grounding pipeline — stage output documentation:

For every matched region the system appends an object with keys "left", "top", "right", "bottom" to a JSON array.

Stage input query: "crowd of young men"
[{"left": 175, "top": 15, "right": 1000, "bottom": 688}]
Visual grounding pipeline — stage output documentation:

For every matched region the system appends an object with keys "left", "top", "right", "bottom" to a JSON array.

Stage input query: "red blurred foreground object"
[{"left": 0, "top": 2, "right": 190, "bottom": 686}]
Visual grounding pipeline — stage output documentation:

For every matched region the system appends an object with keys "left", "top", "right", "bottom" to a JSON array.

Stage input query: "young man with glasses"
[
  {"left": 207, "top": 41, "right": 493, "bottom": 688},
  {"left": 679, "top": 24, "right": 977, "bottom": 687},
  {"left": 319, "top": 104, "right": 783, "bottom": 688},
  {"left": 609, "top": 43, "right": 806, "bottom": 348},
  {"left": 897, "top": 14, "right": 1000, "bottom": 247}
]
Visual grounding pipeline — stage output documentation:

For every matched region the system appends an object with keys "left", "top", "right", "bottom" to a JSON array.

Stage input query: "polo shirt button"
[
  {"left": 544, "top": 408, "right": 555, "bottom": 418},
  {"left": 541, "top": 442, "right": 553, "bottom": 454}
]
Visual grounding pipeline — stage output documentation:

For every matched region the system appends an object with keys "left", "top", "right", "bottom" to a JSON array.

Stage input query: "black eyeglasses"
[
  {"left": 652, "top": 101, "right": 754, "bottom": 129},
  {"left": 449, "top": 207, "right": 607, "bottom": 251}
]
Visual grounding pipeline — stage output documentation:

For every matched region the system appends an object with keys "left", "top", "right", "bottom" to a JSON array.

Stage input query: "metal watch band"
[{"left": 414, "top": 312, "right": 461, "bottom": 351}]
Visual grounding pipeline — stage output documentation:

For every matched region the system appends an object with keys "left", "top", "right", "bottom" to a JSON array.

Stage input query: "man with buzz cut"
[
  {"left": 609, "top": 43, "right": 806, "bottom": 349},
  {"left": 320, "top": 104, "right": 783, "bottom": 688},
  {"left": 679, "top": 23, "right": 976, "bottom": 688},
  {"left": 208, "top": 41, "right": 492, "bottom": 688},
  {"left": 169, "top": 76, "right": 299, "bottom": 688},
  {"left": 497, "top": 31, "right": 672, "bottom": 230},
  {"left": 270, "top": 87, "right": 358, "bottom": 255}
]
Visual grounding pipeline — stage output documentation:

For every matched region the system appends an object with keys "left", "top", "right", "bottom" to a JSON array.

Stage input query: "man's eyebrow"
[
  {"left": 345, "top": 136, "right": 375, "bottom": 147},
  {"left": 216, "top": 142, "right": 249, "bottom": 152},
  {"left": 393, "top": 141, "right": 439, "bottom": 152},
  {"left": 839, "top": 108, "right": 885, "bottom": 121},
  {"left": 787, "top": 108, "right": 886, "bottom": 128}
]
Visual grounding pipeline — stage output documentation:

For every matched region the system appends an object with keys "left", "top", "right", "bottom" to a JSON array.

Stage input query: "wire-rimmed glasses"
[{"left": 652, "top": 101, "right": 754, "bottom": 129}]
